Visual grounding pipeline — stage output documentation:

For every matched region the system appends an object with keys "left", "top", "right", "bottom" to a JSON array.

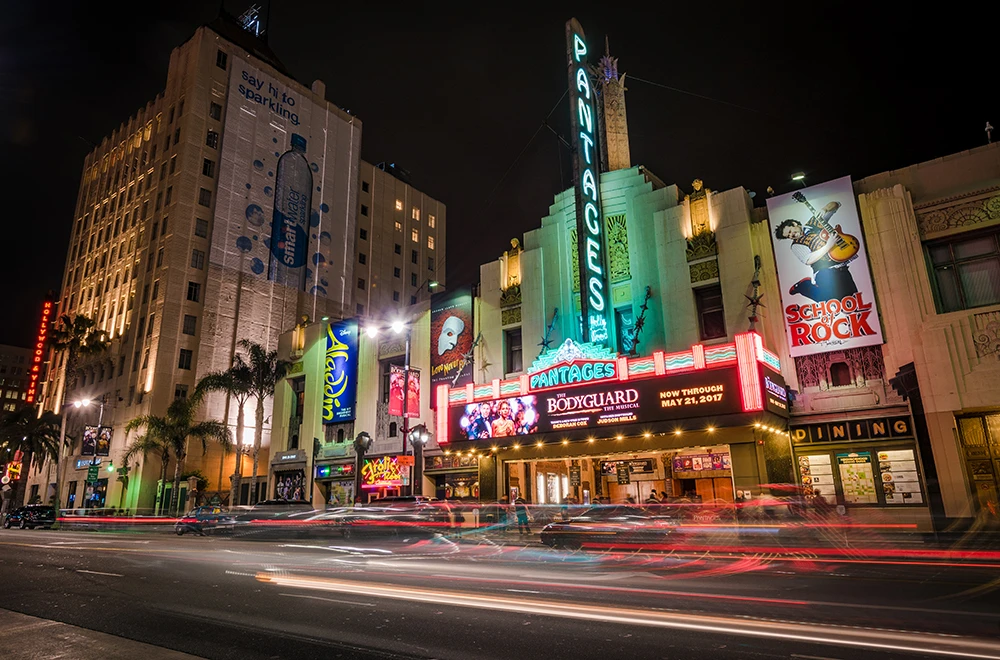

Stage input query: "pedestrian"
[
  {"left": 514, "top": 496, "right": 531, "bottom": 534},
  {"left": 625, "top": 494, "right": 636, "bottom": 504},
  {"left": 645, "top": 490, "right": 660, "bottom": 504}
]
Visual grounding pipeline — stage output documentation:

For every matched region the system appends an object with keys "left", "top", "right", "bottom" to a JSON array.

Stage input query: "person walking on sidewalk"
[{"left": 514, "top": 496, "right": 531, "bottom": 535}]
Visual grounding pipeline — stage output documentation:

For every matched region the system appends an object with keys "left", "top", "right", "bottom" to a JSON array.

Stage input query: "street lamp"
[
  {"left": 362, "top": 318, "right": 417, "bottom": 456},
  {"left": 353, "top": 431, "right": 373, "bottom": 505},
  {"left": 407, "top": 424, "right": 430, "bottom": 497},
  {"left": 73, "top": 394, "right": 106, "bottom": 509}
]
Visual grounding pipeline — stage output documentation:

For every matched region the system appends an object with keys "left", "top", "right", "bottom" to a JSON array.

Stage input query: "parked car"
[
  {"left": 3, "top": 505, "right": 57, "bottom": 530},
  {"left": 175, "top": 505, "right": 235, "bottom": 536}
]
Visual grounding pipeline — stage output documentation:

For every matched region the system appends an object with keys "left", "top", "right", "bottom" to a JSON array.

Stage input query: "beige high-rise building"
[{"left": 353, "top": 161, "right": 446, "bottom": 319}]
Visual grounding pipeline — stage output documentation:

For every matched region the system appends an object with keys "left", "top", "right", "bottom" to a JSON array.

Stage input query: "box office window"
[{"left": 928, "top": 229, "right": 1000, "bottom": 313}]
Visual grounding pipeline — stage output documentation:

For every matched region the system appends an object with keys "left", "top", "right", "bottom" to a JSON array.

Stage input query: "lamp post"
[
  {"left": 73, "top": 394, "right": 106, "bottom": 509},
  {"left": 407, "top": 424, "right": 429, "bottom": 497},
  {"left": 353, "top": 431, "right": 372, "bottom": 506}
]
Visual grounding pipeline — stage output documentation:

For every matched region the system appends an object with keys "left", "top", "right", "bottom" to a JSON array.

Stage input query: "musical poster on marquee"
[{"left": 766, "top": 176, "right": 884, "bottom": 357}]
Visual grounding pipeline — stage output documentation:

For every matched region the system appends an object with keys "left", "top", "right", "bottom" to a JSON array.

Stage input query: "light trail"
[{"left": 257, "top": 573, "right": 1000, "bottom": 659}]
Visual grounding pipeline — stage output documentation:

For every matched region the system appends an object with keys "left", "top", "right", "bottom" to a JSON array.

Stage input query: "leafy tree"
[
  {"left": 237, "top": 339, "right": 288, "bottom": 504},
  {"left": 121, "top": 432, "right": 172, "bottom": 513},
  {"left": 123, "top": 388, "right": 231, "bottom": 514},
  {"left": 0, "top": 409, "right": 63, "bottom": 507},
  {"left": 196, "top": 364, "right": 253, "bottom": 505}
]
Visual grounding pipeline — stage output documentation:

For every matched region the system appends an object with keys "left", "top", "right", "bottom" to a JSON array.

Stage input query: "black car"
[
  {"left": 3, "top": 505, "right": 57, "bottom": 530},
  {"left": 175, "top": 505, "right": 235, "bottom": 536}
]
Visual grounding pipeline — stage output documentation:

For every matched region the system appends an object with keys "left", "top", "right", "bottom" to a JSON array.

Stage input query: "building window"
[
  {"left": 395, "top": 200, "right": 403, "bottom": 211},
  {"left": 164, "top": 186, "right": 172, "bottom": 205},
  {"left": 428, "top": 214, "right": 436, "bottom": 229},
  {"left": 156, "top": 247, "right": 164, "bottom": 268},
  {"left": 178, "top": 349, "right": 193, "bottom": 370},
  {"left": 410, "top": 295, "right": 417, "bottom": 305},
  {"left": 209, "top": 102, "right": 222, "bottom": 120},
  {"left": 151, "top": 280, "right": 159, "bottom": 299},
  {"left": 389, "top": 422, "right": 397, "bottom": 437},
  {"left": 174, "top": 384, "right": 189, "bottom": 400},
  {"left": 216, "top": 49, "right": 228, "bottom": 70},
  {"left": 694, "top": 284, "right": 726, "bottom": 340},
  {"left": 206, "top": 130, "right": 219, "bottom": 149},
  {"left": 428, "top": 257, "right": 435, "bottom": 271},
  {"left": 359, "top": 228, "right": 368, "bottom": 240},
  {"left": 361, "top": 180, "right": 369, "bottom": 193},
  {"left": 830, "top": 361, "right": 852, "bottom": 387},
  {"left": 356, "top": 303, "right": 364, "bottom": 315},
  {"left": 361, "top": 204, "right": 368, "bottom": 216},
  {"left": 412, "top": 208, "right": 420, "bottom": 221},
  {"left": 427, "top": 236, "right": 435, "bottom": 250},
  {"left": 505, "top": 328, "right": 523, "bottom": 374},
  {"left": 394, "top": 221, "right": 402, "bottom": 232},
  {"left": 928, "top": 230, "right": 1000, "bottom": 312},
  {"left": 187, "top": 281, "right": 201, "bottom": 302},
  {"left": 173, "top": 127, "right": 180, "bottom": 144},
  {"left": 357, "top": 278, "right": 366, "bottom": 290},
  {"left": 169, "top": 155, "right": 177, "bottom": 174},
  {"left": 191, "top": 249, "right": 205, "bottom": 269},
  {"left": 410, "top": 273, "right": 417, "bottom": 286},
  {"left": 195, "top": 218, "right": 208, "bottom": 238},
  {"left": 182, "top": 315, "right": 197, "bottom": 336},
  {"left": 147, "top": 314, "right": 155, "bottom": 335},
  {"left": 141, "top": 284, "right": 149, "bottom": 304},
  {"left": 198, "top": 188, "right": 212, "bottom": 207},
  {"left": 411, "top": 250, "right": 418, "bottom": 264},
  {"left": 393, "top": 267, "right": 400, "bottom": 278},
  {"left": 411, "top": 228, "right": 419, "bottom": 243},
  {"left": 393, "top": 291, "right": 400, "bottom": 302},
  {"left": 202, "top": 158, "right": 215, "bottom": 178},
  {"left": 394, "top": 244, "right": 401, "bottom": 255},
  {"left": 358, "top": 252, "right": 367, "bottom": 265}
]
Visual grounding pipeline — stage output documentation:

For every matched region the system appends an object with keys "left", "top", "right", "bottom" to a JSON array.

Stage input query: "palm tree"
[
  {"left": 238, "top": 339, "right": 288, "bottom": 504},
  {"left": 196, "top": 363, "right": 253, "bottom": 506},
  {"left": 123, "top": 388, "right": 232, "bottom": 514},
  {"left": 0, "top": 409, "right": 63, "bottom": 508},
  {"left": 48, "top": 313, "right": 110, "bottom": 506},
  {"left": 121, "top": 433, "right": 173, "bottom": 513}
]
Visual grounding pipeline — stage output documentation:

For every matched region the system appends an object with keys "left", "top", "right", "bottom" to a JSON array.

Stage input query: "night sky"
[{"left": 1, "top": 2, "right": 995, "bottom": 347}]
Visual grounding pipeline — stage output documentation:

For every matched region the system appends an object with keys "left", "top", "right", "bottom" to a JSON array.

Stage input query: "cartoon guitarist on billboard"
[{"left": 773, "top": 192, "right": 861, "bottom": 303}]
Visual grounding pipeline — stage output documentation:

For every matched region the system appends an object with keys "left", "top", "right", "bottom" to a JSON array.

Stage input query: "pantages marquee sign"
[
  {"left": 439, "top": 333, "right": 789, "bottom": 445},
  {"left": 566, "top": 18, "right": 611, "bottom": 346}
]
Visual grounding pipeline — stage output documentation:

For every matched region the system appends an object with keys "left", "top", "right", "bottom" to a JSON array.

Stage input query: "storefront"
[
  {"left": 946, "top": 413, "right": 999, "bottom": 522},
  {"left": 270, "top": 449, "right": 306, "bottom": 501},
  {"left": 436, "top": 332, "right": 792, "bottom": 504},
  {"left": 360, "top": 455, "right": 409, "bottom": 501},
  {"left": 314, "top": 461, "right": 356, "bottom": 507},
  {"left": 424, "top": 453, "right": 480, "bottom": 501},
  {"left": 791, "top": 410, "right": 933, "bottom": 529}
]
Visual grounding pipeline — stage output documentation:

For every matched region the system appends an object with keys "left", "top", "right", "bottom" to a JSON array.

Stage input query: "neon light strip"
[
  {"left": 519, "top": 374, "right": 530, "bottom": 395},
  {"left": 436, "top": 385, "right": 449, "bottom": 444},
  {"left": 500, "top": 381, "right": 521, "bottom": 395},
  {"left": 663, "top": 351, "right": 695, "bottom": 371},
  {"left": 652, "top": 351, "right": 665, "bottom": 376},
  {"left": 735, "top": 332, "right": 763, "bottom": 412},
  {"left": 492, "top": 379, "right": 501, "bottom": 399},
  {"left": 465, "top": 383, "right": 475, "bottom": 403},
  {"left": 704, "top": 344, "right": 736, "bottom": 364},
  {"left": 691, "top": 344, "right": 706, "bottom": 370},
  {"left": 759, "top": 347, "right": 781, "bottom": 372},
  {"left": 632, "top": 357, "right": 656, "bottom": 377},
  {"left": 616, "top": 357, "right": 629, "bottom": 381},
  {"left": 473, "top": 385, "right": 493, "bottom": 399}
]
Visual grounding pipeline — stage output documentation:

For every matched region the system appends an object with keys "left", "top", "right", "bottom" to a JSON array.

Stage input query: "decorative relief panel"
[
  {"left": 973, "top": 310, "right": 1000, "bottom": 359},
  {"left": 499, "top": 284, "right": 521, "bottom": 308},
  {"left": 501, "top": 306, "right": 522, "bottom": 326},
  {"left": 689, "top": 259, "right": 719, "bottom": 283},
  {"left": 569, "top": 227, "right": 579, "bottom": 293},
  {"left": 606, "top": 213, "right": 630, "bottom": 283},
  {"left": 795, "top": 344, "right": 887, "bottom": 390},
  {"left": 686, "top": 231, "right": 718, "bottom": 262},
  {"left": 915, "top": 191, "right": 1000, "bottom": 237}
]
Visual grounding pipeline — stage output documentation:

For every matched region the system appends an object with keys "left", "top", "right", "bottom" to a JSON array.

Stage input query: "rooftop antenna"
[
  {"left": 988, "top": 121, "right": 994, "bottom": 144},
  {"left": 238, "top": 3, "right": 266, "bottom": 39}
]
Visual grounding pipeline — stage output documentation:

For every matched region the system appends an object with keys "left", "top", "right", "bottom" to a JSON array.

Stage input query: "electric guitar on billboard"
[{"left": 791, "top": 191, "right": 860, "bottom": 263}]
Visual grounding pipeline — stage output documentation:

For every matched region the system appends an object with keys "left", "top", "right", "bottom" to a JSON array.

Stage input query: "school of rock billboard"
[{"left": 766, "top": 176, "right": 884, "bottom": 357}]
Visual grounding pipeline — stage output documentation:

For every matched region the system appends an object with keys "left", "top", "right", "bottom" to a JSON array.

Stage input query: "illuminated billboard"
[
  {"left": 322, "top": 319, "right": 359, "bottom": 423},
  {"left": 361, "top": 455, "right": 406, "bottom": 489},
  {"left": 27, "top": 299, "right": 52, "bottom": 404},
  {"left": 82, "top": 425, "right": 111, "bottom": 457},
  {"left": 430, "top": 288, "right": 474, "bottom": 392},
  {"left": 766, "top": 176, "right": 884, "bottom": 357}
]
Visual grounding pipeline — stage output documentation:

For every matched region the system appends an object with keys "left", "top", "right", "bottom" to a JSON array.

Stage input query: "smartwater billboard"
[
  {"left": 766, "top": 176, "right": 884, "bottom": 357},
  {"left": 322, "top": 319, "right": 359, "bottom": 423}
]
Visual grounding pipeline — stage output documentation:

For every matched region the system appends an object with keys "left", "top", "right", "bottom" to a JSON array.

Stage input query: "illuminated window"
[
  {"left": 411, "top": 228, "right": 419, "bottom": 243},
  {"left": 427, "top": 236, "right": 435, "bottom": 250},
  {"left": 395, "top": 200, "right": 403, "bottom": 211},
  {"left": 216, "top": 50, "right": 227, "bottom": 70},
  {"left": 694, "top": 284, "right": 726, "bottom": 341},
  {"left": 428, "top": 215, "right": 436, "bottom": 229},
  {"left": 394, "top": 221, "right": 402, "bottom": 232},
  {"left": 178, "top": 349, "right": 193, "bottom": 370},
  {"left": 412, "top": 208, "right": 420, "bottom": 221}
]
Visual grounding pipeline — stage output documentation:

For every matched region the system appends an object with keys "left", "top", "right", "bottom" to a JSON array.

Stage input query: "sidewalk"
[{"left": 0, "top": 608, "right": 203, "bottom": 659}]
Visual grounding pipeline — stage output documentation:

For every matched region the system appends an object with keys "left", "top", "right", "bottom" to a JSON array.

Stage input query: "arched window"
[
  {"left": 830, "top": 361, "right": 852, "bottom": 387},
  {"left": 389, "top": 422, "right": 398, "bottom": 437}
]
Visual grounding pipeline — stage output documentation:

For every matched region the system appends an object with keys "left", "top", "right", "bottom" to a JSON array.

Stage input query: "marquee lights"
[
  {"left": 566, "top": 18, "right": 609, "bottom": 345},
  {"left": 26, "top": 300, "right": 52, "bottom": 404}
]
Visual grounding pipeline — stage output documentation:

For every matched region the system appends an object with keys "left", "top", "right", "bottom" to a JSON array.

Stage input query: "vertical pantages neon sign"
[{"left": 566, "top": 18, "right": 609, "bottom": 346}]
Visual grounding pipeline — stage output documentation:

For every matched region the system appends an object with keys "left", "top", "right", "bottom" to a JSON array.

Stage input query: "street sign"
[
  {"left": 87, "top": 465, "right": 100, "bottom": 482},
  {"left": 569, "top": 466, "right": 581, "bottom": 486},
  {"left": 616, "top": 464, "right": 631, "bottom": 485}
]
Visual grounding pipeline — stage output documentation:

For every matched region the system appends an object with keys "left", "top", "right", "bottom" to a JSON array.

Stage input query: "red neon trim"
[
  {"left": 519, "top": 374, "right": 529, "bottom": 394},
  {"left": 616, "top": 357, "right": 628, "bottom": 381},
  {"left": 464, "top": 383, "right": 474, "bottom": 403},
  {"left": 735, "top": 332, "right": 763, "bottom": 412},
  {"left": 691, "top": 344, "right": 706, "bottom": 369},
  {"left": 435, "top": 384, "right": 449, "bottom": 444},
  {"left": 653, "top": 351, "right": 665, "bottom": 376}
]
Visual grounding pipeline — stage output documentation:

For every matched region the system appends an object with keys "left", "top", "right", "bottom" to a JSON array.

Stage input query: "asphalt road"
[{"left": 0, "top": 527, "right": 998, "bottom": 659}]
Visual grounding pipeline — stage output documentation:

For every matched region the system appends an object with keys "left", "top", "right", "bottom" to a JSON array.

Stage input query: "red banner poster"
[
  {"left": 406, "top": 369, "right": 420, "bottom": 419},
  {"left": 388, "top": 365, "right": 405, "bottom": 417}
]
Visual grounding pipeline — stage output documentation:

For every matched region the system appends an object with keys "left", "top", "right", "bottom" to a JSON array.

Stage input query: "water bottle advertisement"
[{"left": 212, "top": 61, "right": 361, "bottom": 301}]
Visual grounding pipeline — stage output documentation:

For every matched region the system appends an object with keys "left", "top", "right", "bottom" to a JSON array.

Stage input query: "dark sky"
[{"left": 1, "top": 2, "right": 995, "bottom": 346}]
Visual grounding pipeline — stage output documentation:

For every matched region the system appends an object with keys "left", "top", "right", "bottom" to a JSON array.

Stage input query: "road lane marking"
[
  {"left": 258, "top": 573, "right": 1000, "bottom": 660},
  {"left": 75, "top": 569, "right": 124, "bottom": 577},
  {"left": 279, "top": 592, "right": 376, "bottom": 607}
]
